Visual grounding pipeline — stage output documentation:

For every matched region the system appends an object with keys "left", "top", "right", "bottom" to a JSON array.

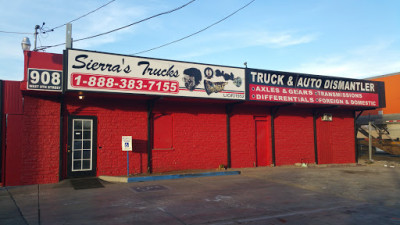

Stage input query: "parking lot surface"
[{"left": 1, "top": 161, "right": 400, "bottom": 225}]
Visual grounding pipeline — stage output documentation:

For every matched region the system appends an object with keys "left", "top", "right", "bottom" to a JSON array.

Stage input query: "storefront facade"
[{"left": 0, "top": 50, "right": 385, "bottom": 186}]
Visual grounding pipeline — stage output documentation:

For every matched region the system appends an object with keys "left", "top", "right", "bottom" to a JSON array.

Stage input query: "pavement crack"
[
  {"left": 157, "top": 207, "right": 187, "bottom": 225},
  {"left": 5, "top": 187, "right": 30, "bottom": 225}
]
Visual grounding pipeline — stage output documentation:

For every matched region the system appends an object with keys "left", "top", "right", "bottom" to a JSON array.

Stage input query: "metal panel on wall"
[
  {"left": 3, "top": 81, "right": 23, "bottom": 115},
  {"left": 65, "top": 49, "right": 245, "bottom": 100},
  {"left": 246, "top": 68, "right": 385, "bottom": 108},
  {"left": 5, "top": 114, "right": 24, "bottom": 186}
]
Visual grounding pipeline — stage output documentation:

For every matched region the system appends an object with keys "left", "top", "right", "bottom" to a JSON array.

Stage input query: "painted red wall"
[
  {"left": 274, "top": 107, "right": 315, "bottom": 166},
  {"left": 3, "top": 81, "right": 23, "bottom": 114},
  {"left": 230, "top": 105, "right": 272, "bottom": 168},
  {"left": 2, "top": 82, "right": 61, "bottom": 186},
  {"left": 65, "top": 98, "right": 228, "bottom": 175},
  {"left": 4, "top": 115, "right": 23, "bottom": 186},
  {"left": 1, "top": 51, "right": 64, "bottom": 186},
  {"left": 317, "top": 109, "right": 355, "bottom": 164},
  {"left": 19, "top": 51, "right": 63, "bottom": 185},
  {"left": 152, "top": 101, "right": 227, "bottom": 172},
  {"left": 65, "top": 96, "right": 148, "bottom": 177},
  {"left": 21, "top": 51, "right": 63, "bottom": 90},
  {"left": 3, "top": 81, "right": 24, "bottom": 186},
  {"left": 1, "top": 51, "right": 360, "bottom": 186},
  {"left": 62, "top": 95, "right": 358, "bottom": 179},
  {"left": 21, "top": 96, "right": 60, "bottom": 185}
]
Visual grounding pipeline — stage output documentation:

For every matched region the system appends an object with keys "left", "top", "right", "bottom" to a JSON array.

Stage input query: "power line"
[
  {"left": 73, "top": 0, "right": 196, "bottom": 43},
  {"left": 1, "top": 1, "right": 115, "bottom": 36},
  {"left": 44, "top": 0, "right": 116, "bottom": 32},
  {"left": 38, "top": 42, "right": 65, "bottom": 50},
  {"left": 37, "top": 0, "right": 196, "bottom": 51},
  {"left": 0, "top": 30, "right": 32, "bottom": 35},
  {"left": 133, "top": 0, "right": 256, "bottom": 55},
  {"left": 0, "top": 1, "right": 115, "bottom": 36}
]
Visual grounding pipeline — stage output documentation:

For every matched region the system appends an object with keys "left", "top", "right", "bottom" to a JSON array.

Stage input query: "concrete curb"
[
  {"left": 99, "top": 171, "right": 241, "bottom": 183},
  {"left": 98, "top": 176, "right": 128, "bottom": 183}
]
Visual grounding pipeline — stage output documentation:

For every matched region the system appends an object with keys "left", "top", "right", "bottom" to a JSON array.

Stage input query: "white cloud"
[
  {"left": 214, "top": 30, "right": 318, "bottom": 48},
  {"left": 291, "top": 40, "right": 400, "bottom": 78},
  {"left": 252, "top": 31, "right": 317, "bottom": 48},
  {"left": 174, "top": 30, "right": 318, "bottom": 59}
]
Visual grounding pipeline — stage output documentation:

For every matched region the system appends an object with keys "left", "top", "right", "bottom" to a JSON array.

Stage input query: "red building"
[{"left": 0, "top": 49, "right": 385, "bottom": 186}]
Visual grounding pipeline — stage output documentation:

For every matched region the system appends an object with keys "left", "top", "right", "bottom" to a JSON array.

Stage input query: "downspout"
[
  {"left": 354, "top": 110, "right": 364, "bottom": 163},
  {"left": 312, "top": 110, "right": 318, "bottom": 164},
  {"left": 59, "top": 50, "right": 68, "bottom": 181},
  {"left": 59, "top": 96, "right": 64, "bottom": 181},
  {"left": 147, "top": 97, "right": 160, "bottom": 174},
  {"left": 226, "top": 102, "right": 243, "bottom": 169},
  {"left": 270, "top": 107, "right": 278, "bottom": 166},
  {"left": 312, "top": 105, "right": 340, "bottom": 165},
  {"left": 226, "top": 104, "right": 233, "bottom": 169}
]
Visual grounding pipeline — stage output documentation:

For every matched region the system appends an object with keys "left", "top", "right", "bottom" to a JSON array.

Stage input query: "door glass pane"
[
  {"left": 83, "top": 141, "right": 91, "bottom": 149},
  {"left": 82, "top": 160, "right": 91, "bottom": 169},
  {"left": 73, "top": 160, "right": 81, "bottom": 170},
  {"left": 83, "top": 150, "right": 91, "bottom": 159},
  {"left": 83, "top": 121, "right": 91, "bottom": 129},
  {"left": 83, "top": 131, "right": 91, "bottom": 139},
  {"left": 74, "top": 120, "right": 82, "bottom": 129},
  {"left": 74, "top": 131, "right": 82, "bottom": 139},
  {"left": 73, "top": 151, "right": 82, "bottom": 159},
  {"left": 74, "top": 141, "right": 82, "bottom": 150}
]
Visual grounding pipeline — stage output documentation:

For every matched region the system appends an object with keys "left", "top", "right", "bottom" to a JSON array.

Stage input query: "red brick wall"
[
  {"left": 317, "top": 109, "right": 355, "bottom": 164},
  {"left": 65, "top": 96, "right": 148, "bottom": 176},
  {"left": 21, "top": 95, "right": 60, "bottom": 185},
  {"left": 62, "top": 99, "right": 357, "bottom": 177},
  {"left": 12, "top": 93, "right": 358, "bottom": 185},
  {"left": 230, "top": 105, "right": 272, "bottom": 168},
  {"left": 3, "top": 81, "right": 61, "bottom": 186},
  {"left": 274, "top": 107, "right": 315, "bottom": 166},
  {"left": 66, "top": 99, "right": 228, "bottom": 175},
  {"left": 1, "top": 51, "right": 359, "bottom": 186},
  {"left": 152, "top": 101, "right": 227, "bottom": 172}
]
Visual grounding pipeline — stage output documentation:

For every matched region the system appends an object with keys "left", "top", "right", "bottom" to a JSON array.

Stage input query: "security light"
[{"left": 21, "top": 37, "right": 31, "bottom": 51}]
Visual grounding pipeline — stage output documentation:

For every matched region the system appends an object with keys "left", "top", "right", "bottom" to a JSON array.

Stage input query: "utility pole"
[
  {"left": 34, "top": 25, "right": 40, "bottom": 51},
  {"left": 66, "top": 23, "right": 72, "bottom": 49},
  {"left": 368, "top": 121, "right": 373, "bottom": 161}
]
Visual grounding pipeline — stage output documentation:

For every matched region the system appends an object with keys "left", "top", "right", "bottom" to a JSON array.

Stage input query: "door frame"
[{"left": 67, "top": 115, "right": 98, "bottom": 178}]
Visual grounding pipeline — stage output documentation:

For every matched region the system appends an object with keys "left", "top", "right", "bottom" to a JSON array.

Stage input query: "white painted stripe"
[{"left": 210, "top": 206, "right": 351, "bottom": 225}]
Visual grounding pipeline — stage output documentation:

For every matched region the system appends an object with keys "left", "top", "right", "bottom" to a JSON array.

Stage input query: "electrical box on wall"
[
  {"left": 321, "top": 113, "right": 332, "bottom": 122},
  {"left": 321, "top": 113, "right": 333, "bottom": 122}
]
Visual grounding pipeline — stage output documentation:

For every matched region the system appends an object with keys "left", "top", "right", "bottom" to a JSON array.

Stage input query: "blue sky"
[{"left": 1, "top": 0, "right": 399, "bottom": 81}]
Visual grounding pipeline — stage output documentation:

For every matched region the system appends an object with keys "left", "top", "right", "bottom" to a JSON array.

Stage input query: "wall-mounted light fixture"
[{"left": 78, "top": 92, "right": 85, "bottom": 100}]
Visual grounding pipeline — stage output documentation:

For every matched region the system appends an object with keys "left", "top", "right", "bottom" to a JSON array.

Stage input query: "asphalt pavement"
[{"left": 1, "top": 161, "right": 400, "bottom": 225}]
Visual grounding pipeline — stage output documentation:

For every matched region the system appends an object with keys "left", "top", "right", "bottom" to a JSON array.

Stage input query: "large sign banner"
[
  {"left": 65, "top": 49, "right": 245, "bottom": 100},
  {"left": 247, "top": 69, "right": 385, "bottom": 108}
]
